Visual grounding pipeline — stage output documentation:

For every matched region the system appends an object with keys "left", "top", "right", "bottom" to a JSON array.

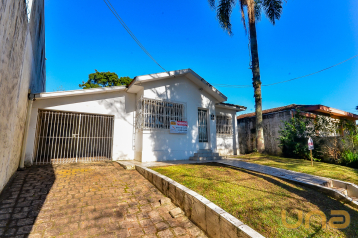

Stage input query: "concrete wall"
[
  {"left": 0, "top": 0, "right": 45, "bottom": 193},
  {"left": 216, "top": 108, "right": 238, "bottom": 156},
  {"left": 237, "top": 110, "right": 292, "bottom": 155},
  {"left": 135, "top": 76, "right": 219, "bottom": 162},
  {"left": 24, "top": 91, "right": 135, "bottom": 163}
]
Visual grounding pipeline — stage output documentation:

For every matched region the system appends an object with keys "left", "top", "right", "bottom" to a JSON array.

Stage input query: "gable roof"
[
  {"left": 237, "top": 104, "right": 358, "bottom": 120},
  {"left": 127, "top": 69, "right": 228, "bottom": 102}
]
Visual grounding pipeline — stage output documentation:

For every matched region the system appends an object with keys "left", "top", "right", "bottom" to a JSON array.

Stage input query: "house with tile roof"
[{"left": 237, "top": 104, "right": 358, "bottom": 155}]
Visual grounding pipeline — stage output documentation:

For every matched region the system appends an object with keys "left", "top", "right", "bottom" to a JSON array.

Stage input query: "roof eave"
[
  {"left": 34, "top": 86, "right": 127, "bottom": 100},
  {"left": 216, "top": 103, "right": 247, "bottom": 112}
]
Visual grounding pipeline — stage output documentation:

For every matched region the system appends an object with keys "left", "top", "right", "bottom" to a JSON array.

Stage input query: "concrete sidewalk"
[{"left": 217, "top": 159, "right": 331, "bottom": 186}]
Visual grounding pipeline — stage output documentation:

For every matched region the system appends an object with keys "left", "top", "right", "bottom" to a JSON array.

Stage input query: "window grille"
[
  {"left": 216, "top": 115, "right": 233, "bottom": 135},
  {"left": 136, "top": 97, "right": 186, "bottom": 130}
]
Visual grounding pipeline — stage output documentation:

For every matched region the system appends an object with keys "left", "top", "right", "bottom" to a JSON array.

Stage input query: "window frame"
[
  {"left": 136, "top": 97, "right": 186, "bottom": 130},
  {"left": 216, "top": 114, "right": 233, "bottom": 135}
]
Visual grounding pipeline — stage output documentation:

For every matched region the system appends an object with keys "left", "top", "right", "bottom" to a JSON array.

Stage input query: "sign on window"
[{"left": 170, "top": 120, "right": 188, "bottom": 134}]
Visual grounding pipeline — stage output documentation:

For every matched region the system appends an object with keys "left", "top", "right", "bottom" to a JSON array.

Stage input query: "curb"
[{"left": 135, "top": 165, "right": 265, "bottom": 238}]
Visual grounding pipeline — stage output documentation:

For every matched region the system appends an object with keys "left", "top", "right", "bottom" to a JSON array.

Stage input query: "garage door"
[{"left": 32, "top": 110, "right": 114, "bottom": 164}]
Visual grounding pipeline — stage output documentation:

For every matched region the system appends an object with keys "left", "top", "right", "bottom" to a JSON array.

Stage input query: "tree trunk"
[{"left": 248, "top": 0, "right": 265, "bottom": 152}]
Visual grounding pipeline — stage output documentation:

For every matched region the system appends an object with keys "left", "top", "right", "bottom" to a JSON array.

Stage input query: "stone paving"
[{"left": 0, "top": 162, "right": 207, "bottom": 238}]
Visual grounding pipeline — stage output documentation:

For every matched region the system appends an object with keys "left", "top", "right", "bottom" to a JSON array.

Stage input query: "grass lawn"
[
  {"left": 236, "top": 153, "right": 358, "bottom": 185},
  {"left": 152, "top": 164, "right": 358, "bottom": 238}
]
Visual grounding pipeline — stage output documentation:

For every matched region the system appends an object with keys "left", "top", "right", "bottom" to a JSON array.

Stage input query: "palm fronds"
[
  {"left": 208, "top": 0, "right": 285, "bottom": 34},
  {"left": 262, "top": 0, "right": 283, "bottom": 24}
]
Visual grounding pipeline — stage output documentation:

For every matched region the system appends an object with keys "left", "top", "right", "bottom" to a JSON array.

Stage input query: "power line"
[
  {"left": 102, "top": 0, "right": 168, "bottom": 73},
  {"left": 214, "top": 54, "right": 358, "bottom": 88}
]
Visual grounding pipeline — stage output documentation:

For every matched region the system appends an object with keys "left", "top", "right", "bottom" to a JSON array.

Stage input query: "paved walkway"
[
  {"left": 0, "top": 162, "right": 207, "bottom": 238},
  {"left": 217, "top": 159, "right": 331, "bottom": 186},
  {"left": 130, "top": 158, "right": 331, "bottom": 187}
]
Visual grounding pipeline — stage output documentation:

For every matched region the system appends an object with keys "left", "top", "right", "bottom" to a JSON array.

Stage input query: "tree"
[
  {"left": 208, "top": 0, "right": 286, "bottom": 152},
  {"left": 79, "top": 70, "right": 133, "bottom": 89}
]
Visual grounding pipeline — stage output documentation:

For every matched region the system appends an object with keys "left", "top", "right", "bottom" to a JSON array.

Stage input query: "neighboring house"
[
  {"left": 237, "top": 104, "right": 358, "bottom": 155},
  {"left": 24, "top": 69, "right": 246, "bottom": 165},
  {"left": 0, "top": 0, "right": 45, "bottom": 193}
]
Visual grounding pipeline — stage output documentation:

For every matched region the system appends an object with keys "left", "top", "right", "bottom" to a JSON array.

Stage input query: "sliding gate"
[{"left": 33, "top": 110, "right": 114, "bottom": 164}]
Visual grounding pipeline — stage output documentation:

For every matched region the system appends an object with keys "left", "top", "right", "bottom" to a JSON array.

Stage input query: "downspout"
[{"left": 19, "top": 92, "right": 35, "bottom": 169}]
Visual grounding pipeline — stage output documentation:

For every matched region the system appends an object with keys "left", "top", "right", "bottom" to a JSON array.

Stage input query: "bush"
[
  {"left": 341, "top": 150, "right": 358, "bottom": 168},
  {"left": 279, "top": 111, "right": 358, "bottom": 168},
  {"left": 278, "top": 111, "right": 317, "bottom": 160}
]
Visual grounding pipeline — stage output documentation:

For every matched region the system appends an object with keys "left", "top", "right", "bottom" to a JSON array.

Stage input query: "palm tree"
[{"left": 208, "top": 0, "right": 285, "bottom": 152}]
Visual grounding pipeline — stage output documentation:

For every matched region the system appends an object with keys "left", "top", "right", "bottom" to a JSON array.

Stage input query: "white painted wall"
[
  {"left": 24, "top": 76, "right": 238, "bottom": 164},
  {"left": 24, "top": 91, "right": 135, "bottom": 163},
  {"left": 216, "top": 108, "right": 238, "bottom": 156},
  {"left": 134, "top": 76, "right": 219, "bottom": 162}
]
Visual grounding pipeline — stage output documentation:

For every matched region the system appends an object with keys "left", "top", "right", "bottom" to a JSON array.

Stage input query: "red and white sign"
[
  {"left": 308, "top": 137, "right": 314, "bottom": 150},
  {"left": 170, "top": 120, "right": 188, "bottom": 134}
]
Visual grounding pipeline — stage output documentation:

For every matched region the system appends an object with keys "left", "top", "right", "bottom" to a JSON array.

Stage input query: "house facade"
[
  {"left": 237, "top": 104, "right": 358, "bottom": 155},
  {"left": 24, "top": 69, "right": 246, "bottom": 165}
]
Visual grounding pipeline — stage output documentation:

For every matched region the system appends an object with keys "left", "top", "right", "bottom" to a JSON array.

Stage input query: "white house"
[{"left": 24, "top": 69, "right": 246, "bottom": 165}]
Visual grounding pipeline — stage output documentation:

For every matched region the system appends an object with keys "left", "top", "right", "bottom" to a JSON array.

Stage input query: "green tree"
[
  {"left": 79, "top": 70, "right": 132, "bottom": 89},
  {"left": 278, "top": 111, "right": 315, "bottom": 159},
  {"left": 208, "top": 0, "right": 286, "bottom": 152}
]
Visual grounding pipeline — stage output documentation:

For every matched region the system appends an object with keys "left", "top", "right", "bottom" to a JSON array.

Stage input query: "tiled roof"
[{"left": 237, "top": 104, "right": 305, "bottom": 119}]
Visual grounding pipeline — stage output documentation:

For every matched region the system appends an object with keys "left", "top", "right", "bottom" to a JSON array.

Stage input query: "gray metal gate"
[
  {"left": 33, "top": 110, "right": 114, "bottom": 164},
  {"left": 198, "top": 109, "right": 208, "bottom": 142}
]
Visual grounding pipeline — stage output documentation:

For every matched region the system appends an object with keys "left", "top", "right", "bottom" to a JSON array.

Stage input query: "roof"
[
  {"left": 32, "top": 69, "right": 231, "bottom": 103},
  {"left": 33, "top": 86, "right": 127, "bottom": 100},
  {"left": 216, "top": 102, "right": 247, "bottom": 112},
  {"left": 237, "top": 104, "right": 302, "bottom": 119},
  {"left": 237, "top": 104, "right": 358, "bottom": 120},
  {"left": 127, "top": 69, "right": 228, "bottom": 102}
]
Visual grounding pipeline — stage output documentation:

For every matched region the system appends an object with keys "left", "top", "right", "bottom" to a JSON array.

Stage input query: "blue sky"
[{"left": 45, "top": 0, "right": 358, "bottom": 115}]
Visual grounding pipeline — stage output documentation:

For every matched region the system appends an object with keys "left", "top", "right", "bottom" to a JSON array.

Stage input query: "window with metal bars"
[
  {"left": 136, "top": 97, "right": 186, "bottom": 130},
  {"left": 216, "top": 115, "right": 233, "bottom": 135}
]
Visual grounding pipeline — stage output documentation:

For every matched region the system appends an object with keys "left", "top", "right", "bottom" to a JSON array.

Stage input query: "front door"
[{"left": 198, "top": 109, "right": 209, "bottom": 149}]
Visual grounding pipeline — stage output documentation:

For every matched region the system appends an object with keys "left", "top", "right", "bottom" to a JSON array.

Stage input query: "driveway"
[{"left": 0, "top": 162, "right": 207, "bottom": 237}]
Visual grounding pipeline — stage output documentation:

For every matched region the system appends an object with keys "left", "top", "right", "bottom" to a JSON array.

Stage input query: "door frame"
[{"left": 197, "top": 108, "right": 210, "bottom": 149}]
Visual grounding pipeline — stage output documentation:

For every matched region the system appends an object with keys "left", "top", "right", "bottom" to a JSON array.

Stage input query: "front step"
[
  {"left": 189, "top": 149, "right": 223, "bottom": 161},
  {"left": 327, "top": 180, "right": 358, "bottom": 208},
  {"left": 194, "top": 152, "right": 220, "bottom": 157},
  {"left": 189, "top": 156, "right": 222, "bottom": 161},
  {"left": 332, "top": 187, "right": 348, "bottom": 196}
]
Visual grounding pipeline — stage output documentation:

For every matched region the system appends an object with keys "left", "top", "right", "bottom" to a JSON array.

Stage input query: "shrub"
[
  {"left": 341, "top": 150, "right": 358, "bottom": 168},
  {"left": 279, "top": 111, "right": 358, "bottom": 168},
  {"left": 278, "top": 110, "right": 316, "bottom": 159}
]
